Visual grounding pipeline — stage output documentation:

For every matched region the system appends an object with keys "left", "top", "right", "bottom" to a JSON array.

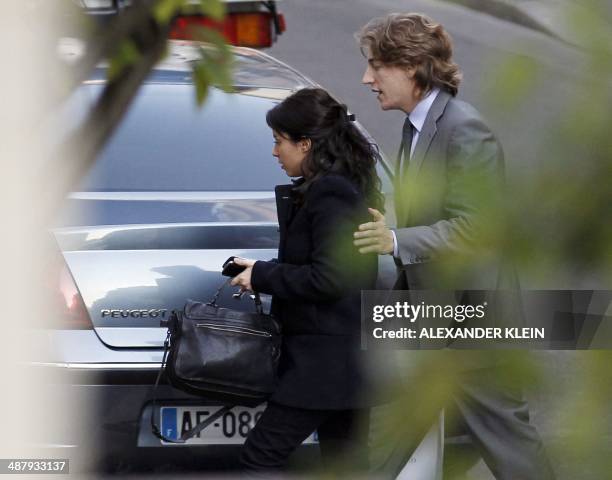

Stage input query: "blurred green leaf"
[
  {"left": 143, "top": 0, "right": 233, "bottom": 107},
  {"left": 189, "top": 29, "right": 234, "bottom": 98},
  {"left": 192, "top": 61, "right": 211, "bottom": 105},
  {"left": 153, "top": 0, "right": 186, "bottom": 25},
  {"left": 568, "top": 0, "right": 612, "bottom": 59},
  {"left": 196, "top": 0, "right": 226, "bottom": 21},
  {"left": 176, "top": 0, "right": 226, "bottom": 20},
  {"left": 199, "top": 49, "right": 233, "bottom": 87},
  {"left": 193, "top": 23, "right": 231, "bottom": 49},
  {"left": 153, "top": 0, "right": 226, "bottom": 25},
  {"left": 485, "top": 54, "right": 540, "bottom": 110},
  {"left": 107, "top": 40, "right": 140, "bottom": 81}
]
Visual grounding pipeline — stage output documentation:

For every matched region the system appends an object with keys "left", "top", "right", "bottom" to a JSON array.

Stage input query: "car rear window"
[{"left": 77, "top": 84, "right": 289, "bottom": 191}]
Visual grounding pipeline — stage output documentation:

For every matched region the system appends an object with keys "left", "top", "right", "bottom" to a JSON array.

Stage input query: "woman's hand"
[{"left": 230, "top": 257, "right": 256, "bottom": 292}]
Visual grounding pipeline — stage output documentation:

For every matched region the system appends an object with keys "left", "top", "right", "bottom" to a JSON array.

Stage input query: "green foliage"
[
  {"left": 568, "top": 0, "right": 612, "bottom": 59},
  {"left": 107, "top": 40, "right": 141, "bottom": 81},
  {"left": 155, "top": 0, "right": 232, "bottom": 107},
  {"left": 195, "top": 0, "right": 226, "bottom": 21},
  {"left": 153, "top": 0, "right": 186, "bottom": 24},
  {"left": 192, "top": 31, "right": 235, "bottom": 105},
  {"left": 192, "top": 61, "right": 212, "bottom": 105},
  {"left": 154, "top": 0, "right": 226, "bottom": 24},
  {"left": 108, "top": 0, "right": 232, "bottom": 107},
  {"left": 379, "top": 2, "right": 612, "bottom": 478},
  {"left": 485, "top": 54, "right": 541, "bottom": 111},
  {"left": 475, "top": 1, "right": 612, "bottom": 283},
  {"left": 476, "top": 1, "right": 612, "bottom": 476}
]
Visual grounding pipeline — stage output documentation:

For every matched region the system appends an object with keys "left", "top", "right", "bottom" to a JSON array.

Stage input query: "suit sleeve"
[
  {"left": 394, "top": 117, "right": 503, "bottom": 265},
  {"left": 251, "top": 177, "right": 367, "bottom": 302}
]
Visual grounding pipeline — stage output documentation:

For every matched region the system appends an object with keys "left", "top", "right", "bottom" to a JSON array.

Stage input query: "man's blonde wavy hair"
[{"left": 357, "top": 13, "right": 462, "bottom": 97}]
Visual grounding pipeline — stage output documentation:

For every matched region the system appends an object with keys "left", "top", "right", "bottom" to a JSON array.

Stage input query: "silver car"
[{"left": 37, "top": 41, "right": 393, "bottom": 473}]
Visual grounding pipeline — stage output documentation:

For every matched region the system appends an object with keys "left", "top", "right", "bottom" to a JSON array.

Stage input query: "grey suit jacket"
[{"left": 393, "top": 90, "right": 523, "bottom": 329}]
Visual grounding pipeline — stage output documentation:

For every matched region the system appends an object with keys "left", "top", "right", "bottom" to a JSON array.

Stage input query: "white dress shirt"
[{"left": 392, "top": 88, "right": 440, "bottom": 257}]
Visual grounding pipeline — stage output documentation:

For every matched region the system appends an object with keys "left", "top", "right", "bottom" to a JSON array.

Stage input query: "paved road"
[{"left": 268, "top": 2, "right": 596, "bottom": 479}]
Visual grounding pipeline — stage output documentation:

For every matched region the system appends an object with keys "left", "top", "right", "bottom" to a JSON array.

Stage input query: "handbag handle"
[
  {"left": 150, "top": 326, "right": 235, "bottom": 443},
  {"left": 208, "top": 278, "right": 265, "bottom": 315}
]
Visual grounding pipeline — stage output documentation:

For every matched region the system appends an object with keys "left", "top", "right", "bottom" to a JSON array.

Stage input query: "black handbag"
[{"left": 151, "top": 279, "right": 281, "bottom": 443}]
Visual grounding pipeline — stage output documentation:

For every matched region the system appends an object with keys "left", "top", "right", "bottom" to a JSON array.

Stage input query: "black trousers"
[{"left": 240, "top": 401, "right": 369, "bottom": 476}]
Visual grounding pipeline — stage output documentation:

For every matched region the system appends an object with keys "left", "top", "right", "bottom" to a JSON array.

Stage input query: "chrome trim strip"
[
  {"left": 53, "top": 221, "right": 278, "bottom": 235},
  {"left": 94, "top": 327, "right": 167, "bottom": 348},
  {"left": 29, "top": 362, "right": 161, "bottom": 370},
  {"left": 68, "top": 191, "right": 275, "bottom": 201},
  {"left": 28, "top": 443, "right": 78, "bottom": 449}
]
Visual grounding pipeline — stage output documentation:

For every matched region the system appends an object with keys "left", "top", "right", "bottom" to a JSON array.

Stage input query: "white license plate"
[{"left": 160, "top": 405, "right": 318, "bottom": 445}]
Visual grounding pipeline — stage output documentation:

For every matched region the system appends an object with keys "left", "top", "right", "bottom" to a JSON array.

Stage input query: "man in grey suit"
[{"left": 353, "top": 13, "right": 555, "bottom": 479}]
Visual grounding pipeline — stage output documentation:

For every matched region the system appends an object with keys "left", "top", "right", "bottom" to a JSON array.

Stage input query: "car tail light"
[
  {"left": 53, "top": 256, "right": 93, "bottom": 330},
  {"left": 169, "top": 12, "right": 277, "bottom": 48}
]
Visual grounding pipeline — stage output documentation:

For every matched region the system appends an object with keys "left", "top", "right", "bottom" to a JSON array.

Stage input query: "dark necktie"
[
  {"left": 394, "top": 117, "right": 414, "bottom": 226},
  {"left": 401, "top": 116, "right": 415, "bottom": 179}
]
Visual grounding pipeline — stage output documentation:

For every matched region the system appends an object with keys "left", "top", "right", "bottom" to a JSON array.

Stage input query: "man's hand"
[
  {"left": 353, "top": 208, "right": 394, "bottom": 255},
  {"left": 230, "top": 257, "right": 256, "bottom": 292}
]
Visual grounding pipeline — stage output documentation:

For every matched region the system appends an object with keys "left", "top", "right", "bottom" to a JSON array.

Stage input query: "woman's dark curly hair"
[{"left": 266, "top": 88, "right": 385, "bottom": 212}]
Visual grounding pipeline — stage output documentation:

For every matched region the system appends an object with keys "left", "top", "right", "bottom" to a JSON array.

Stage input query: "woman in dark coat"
[{"left": 230, "top": 88, "right": 384, "bottom": 475}]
